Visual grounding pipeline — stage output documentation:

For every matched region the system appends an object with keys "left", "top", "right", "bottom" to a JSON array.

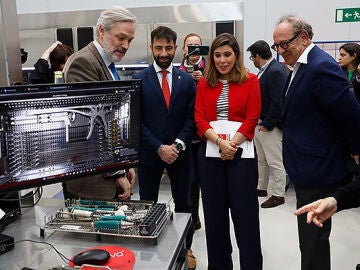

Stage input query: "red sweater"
[{"left": 195, "top": 73, "right": 261, "bottom": 140}]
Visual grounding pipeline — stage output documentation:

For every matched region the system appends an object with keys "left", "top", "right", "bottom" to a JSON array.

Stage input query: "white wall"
[{"left": 244, "top": 0, "right": 360, "bottom": 72}]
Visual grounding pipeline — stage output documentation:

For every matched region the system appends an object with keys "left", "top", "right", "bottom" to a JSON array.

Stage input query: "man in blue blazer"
[
  {"left": 272, "top": 15, "right": 360, "bottom": 270},
  {"left": 133, "top": 26, "right": 196, "bottom": 269}
]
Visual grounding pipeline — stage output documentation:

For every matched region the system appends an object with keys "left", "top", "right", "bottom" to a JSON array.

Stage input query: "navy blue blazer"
[
  {"left": 259, "top": 59, "right": 287, "bottom": 130},
  {"left": 281, "top": 45, "right": 360, "bottom": 188},
  {"left": 133, "top": 65, "right": 196, "bottom": 166}
]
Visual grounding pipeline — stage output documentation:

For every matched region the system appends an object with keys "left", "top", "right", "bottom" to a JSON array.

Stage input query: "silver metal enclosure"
[{"left": 17, "top": 3, "right": 244, "bottom": 68}]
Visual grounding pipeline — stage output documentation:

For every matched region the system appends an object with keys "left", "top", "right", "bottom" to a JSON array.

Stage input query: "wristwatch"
[
  {"left": 108, "top": 169, "right": 127, "bottom": 179},
  {"left": 174, "top": 142, "right": 184, "bottom": 151}
]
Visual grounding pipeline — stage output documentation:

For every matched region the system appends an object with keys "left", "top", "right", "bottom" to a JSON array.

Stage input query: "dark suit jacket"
[
  {"left": 333, "top": 178, "right": 360, "bottom": 211},
  {"left": 30, "top": 58, "right": 54, "bottom": 84},
  {"left": 63, "top": 42, "right": 113, "bottom": 82},
  {"left": 343, "top": 68, "right": 360, "bottom": 103},
  {"left": 354, "top": 79, "right": 360, "bottom": 102},
  {"left": 259, "top": 59, "right": 287, "bottom": 130},
  {"left": 281, "top": 45, "right": 360, "bottom": 188},
  {"left": 133, "top": 65, "right": 196, "bottom": 166}
]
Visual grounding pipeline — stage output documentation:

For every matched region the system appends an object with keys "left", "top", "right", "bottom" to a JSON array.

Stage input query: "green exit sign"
[{"left": 336, "top": 8, "right": 360, "bottom": 22}]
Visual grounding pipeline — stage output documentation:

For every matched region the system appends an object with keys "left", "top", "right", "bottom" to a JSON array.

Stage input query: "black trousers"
[
  {"left": 294, "top": 175, "right": 351, "bottom": 270},
  {"left": 138, "top": 152, "right": 193, "bottom": 249},
  {"left": 198, "top": 142, "right": 262, "bottom": 270},
  {"left": 190, "top": 142, "right": 201, "bottom": 227}
]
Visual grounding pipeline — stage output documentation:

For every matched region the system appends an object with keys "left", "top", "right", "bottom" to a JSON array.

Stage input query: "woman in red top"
[{"left": 195, "top": 33, "right": 262, "bottom": 270}]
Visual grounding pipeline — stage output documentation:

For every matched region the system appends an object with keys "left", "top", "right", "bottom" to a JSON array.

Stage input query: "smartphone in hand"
[{"left": 233, "top": 147, "right": 243, "bottom": 160}]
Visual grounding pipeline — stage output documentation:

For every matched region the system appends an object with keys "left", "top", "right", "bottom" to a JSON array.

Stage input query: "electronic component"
[
  {"left": 0, "top": 80, "right": 141, "bottom": 192},
  {"left": 0, "top": 233, "right": 14, "bottom": 255},
  {"left": 43, "top": 200, "right": 171, "bottom": 245}
]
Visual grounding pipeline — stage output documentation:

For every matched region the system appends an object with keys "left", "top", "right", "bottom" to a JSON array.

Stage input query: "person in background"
[
  {"left": 195, "top": 33, "right": 262, "bottom": 270},
  {"left": 29, "top": 41, "right": 73, "bottom": 197},
  {"left": 272, "top": 15, "right": 360, "bottom": 270},
  {"left": 338, "top": 42, "right": 360, "bottom": 101},
  {"left": 179, "top": 33, "right": 206, "bottom": 230},
  {"left": 179, "top": 33, "right": 206, "bottom": 81},
  {"left": 63, "top": 6, "right": 136, "bottom": 201},
  {"left": 354, "top": 64, "right": 360, "bottom": 102},
  {"left": 132, "top": 26, "right": 197, "bottom": 269},
  {"left": 338, "top": 43, "right": 360, "bottom": 178},
  {"left": 247, "top": 40, "right": 287, "bottom": 208},
  {"left": 30, "top": 41, "right": 73, "bottom": 84}
]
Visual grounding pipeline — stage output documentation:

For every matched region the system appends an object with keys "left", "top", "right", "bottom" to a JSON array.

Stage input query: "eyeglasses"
[
  {"left": 271, "top": 31, "right": 302, "bottom": 52},
  {"left": 249, "top": 55, "right": 255, "bottom": 61}
]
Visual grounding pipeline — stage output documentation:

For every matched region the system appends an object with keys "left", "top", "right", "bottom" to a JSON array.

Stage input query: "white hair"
[{"left": 95, "top": 6, "right": 136, "bottom": 39}]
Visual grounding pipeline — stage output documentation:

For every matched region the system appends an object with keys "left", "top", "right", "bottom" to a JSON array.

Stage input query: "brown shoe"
[
  {"left": 257, "top": 189, "right": 268, "bottom": 197},
  {"left": 188, "top": 249, "right": 196, "bottom": 270},
  {"left": 261, "top": 195, "right": 285, "bottom": 208}
]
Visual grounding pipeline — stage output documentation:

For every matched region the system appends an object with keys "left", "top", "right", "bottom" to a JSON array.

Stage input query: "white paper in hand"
[{"left": 205, "top": 120, "right": 255, "bottom": 158}]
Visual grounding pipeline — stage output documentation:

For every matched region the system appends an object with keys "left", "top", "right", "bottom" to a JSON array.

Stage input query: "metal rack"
[{"left": 41, "top": 199, "right": 173, "bottom": 245}]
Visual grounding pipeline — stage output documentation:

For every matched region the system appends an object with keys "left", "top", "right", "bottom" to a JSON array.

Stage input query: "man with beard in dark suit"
[{"left": 133, "top": 26, "right": 197, "bottom": 269}]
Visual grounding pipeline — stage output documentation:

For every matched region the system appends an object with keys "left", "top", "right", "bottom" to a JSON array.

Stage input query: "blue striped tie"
[{"left": 109, "top": 62, "right": 119, "bottom": 81}]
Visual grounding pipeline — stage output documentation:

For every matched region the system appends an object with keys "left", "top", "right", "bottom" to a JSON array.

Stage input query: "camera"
[{"left": 187, "top": 45, "right": 209, "bottom": 56}]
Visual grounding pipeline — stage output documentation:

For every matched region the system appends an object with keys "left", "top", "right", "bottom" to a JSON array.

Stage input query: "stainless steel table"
[{"left": 0, "top": 198, "right": 191, "bottom": 270}]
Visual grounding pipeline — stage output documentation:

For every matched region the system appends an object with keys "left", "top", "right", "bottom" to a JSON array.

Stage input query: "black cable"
[
  {"left": 14, "top": 239, "right": 71, "bottom": 263},
  {"left": 0, "top": 186, "right": 43, "bottom": 209},
  {"left": 0, "top": 186, "right": 42, "bottom": 202},
  {"left": 20, "top": 187, "right": 43, "bottom": 208}
]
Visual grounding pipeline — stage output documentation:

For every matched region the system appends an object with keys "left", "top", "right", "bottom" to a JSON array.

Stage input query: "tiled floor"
[{"left": 44, "top": 176, "right": 360, "bottom": 270}]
